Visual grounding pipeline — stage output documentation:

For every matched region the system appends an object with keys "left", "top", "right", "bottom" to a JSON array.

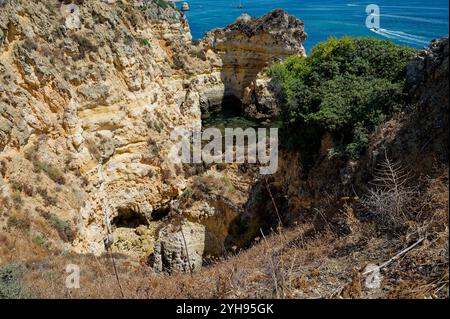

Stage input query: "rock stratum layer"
[{"left": 0, "top": 0, "right": 306, "bottom": 271}]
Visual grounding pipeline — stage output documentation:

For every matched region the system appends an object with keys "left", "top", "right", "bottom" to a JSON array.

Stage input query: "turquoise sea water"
[{"left": 177, "top": 0, "right": 449, "bottom": 51}]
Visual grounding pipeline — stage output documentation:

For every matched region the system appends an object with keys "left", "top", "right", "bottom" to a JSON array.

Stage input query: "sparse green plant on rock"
[
  {"left": 32, "top": 233, "right": 49, "bottom": 249},
  {"left": 7, "top": 215, "right": 30, "bottom": 232},
  {"left": 46, "top": 213, "right": 75, "bottom": 242},
  {"left": 154, "top": 0, "right": 170, "bottom": 10}
]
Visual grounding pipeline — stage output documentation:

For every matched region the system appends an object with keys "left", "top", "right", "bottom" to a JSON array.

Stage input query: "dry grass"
[
  {"left": 2, "top": 167, "right": 448, "bottom": 299},
  {"left": 1, "top": 162, "right": 447, "bottom": 299},
  {"left": 16, "top": 214, "right": 447, "bottom": 299},
  {"left": 361, "top": 153, "right": 417, "bottom": 233}
]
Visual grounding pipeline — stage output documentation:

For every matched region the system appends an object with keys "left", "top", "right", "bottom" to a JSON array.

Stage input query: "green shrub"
[
  {"left": 25, "top": 145, "right": 66, "bottom": 185},
  {"left": 270, "top": 37, "right": 416, "bottom": 168},
  {"left": 7, "top": 215, "right": 30, "bottom": 232},
  {"left": 0, "top": 263, "right": 25, "bottom": 299},
  {"left": 10, "top": 191, "right": 23, "bottom": 206},
  {"left": 44, "top": 165, "right": 66, "bottom": 185},
  {"left": 32, "top": 233, "right": 48, "bottom": 248},
  {"left": 34, "top": 161, "right": 65, "bottom": 184},
  {"left": 143, "top": 38, "right": 151, "bottom": 47},
  {"left": 10, "top": 180, "right": 23, "bottom": 192},
  {"left": 36, "top": 187, "right": 58, "bottom": 207},
  {"left": 46, "top": 213, "right": 75, "bottom": 242},
  {"left": 154, "top": 0, "right": 170, "bottom": 9},
  {"left": 73, "top": 35, "right": 98, "bottom": 60}
]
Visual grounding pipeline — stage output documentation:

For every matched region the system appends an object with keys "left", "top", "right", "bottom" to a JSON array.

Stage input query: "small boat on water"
[
  {"left": 238, "top": 1, "right": 244, "bottom": 9},
  {"left": 181, "top": 2, "right": 190, "bottom": 11}
]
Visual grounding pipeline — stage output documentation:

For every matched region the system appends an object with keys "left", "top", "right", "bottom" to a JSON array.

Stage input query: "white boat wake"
[{"left": 370, "top": 28, "right": 429, "bottom": 46}]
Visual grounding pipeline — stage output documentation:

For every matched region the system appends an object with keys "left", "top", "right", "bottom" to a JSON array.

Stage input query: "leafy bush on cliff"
[
  {"left": 46, "top": 213, "right": 75, "bottom": 242},
  {"left": 270, "top": 37, "right": 416, "bottom": 166},
  {"left": 0, "top": 263, "right": 25, "bottom": 299},
  {"left": 153, "top": 0, "right": 171, "bottom": 10}
]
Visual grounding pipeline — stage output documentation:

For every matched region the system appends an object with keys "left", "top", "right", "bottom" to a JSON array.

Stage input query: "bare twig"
[
  {"left": 434, "top": 283, "right": 448, "bottom": 295},
  {"left": 107, "top": 247, "right": 125, "bottom": 298},
  {"left": 263, "top": 177, "right": 283, "bottom": 229},
  {"left": 181, "top": 225, "right": 194, "bottom": 276},
  {"left": 363, "top": 238, "right": 425, "bottom": 276},
  {"left": 313, "top": 208, "right": 333, "bottom": 233},
  {"left": 97, "top": 164, "right": 125, "bottom": 298},
  {"left": 9, "top": 233, "right": 18, "bottom": 262},
  {"left": 260, "top": 228, "right": 280, "bottom": 299}
]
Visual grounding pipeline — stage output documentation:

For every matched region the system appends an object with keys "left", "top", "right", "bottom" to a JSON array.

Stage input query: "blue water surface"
[{"left": 176, "top": 0, "right": 449, "bottom": 51}]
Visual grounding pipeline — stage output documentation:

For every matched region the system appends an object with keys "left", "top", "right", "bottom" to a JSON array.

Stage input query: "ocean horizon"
[{"left": 177, "top": 0, "right": 449, "bottom": 51}]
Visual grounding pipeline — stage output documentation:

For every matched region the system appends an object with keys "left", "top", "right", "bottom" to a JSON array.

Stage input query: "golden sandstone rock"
[{"left": 0, "top": 0, "right": 306, "bottom": 271}]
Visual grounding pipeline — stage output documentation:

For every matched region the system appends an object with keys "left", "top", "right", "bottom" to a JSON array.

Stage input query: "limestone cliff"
[
  {"left": 0, "top": 1, "right": 307, "bottom": 271},
  {"left": 0, "top": 0, "right": 209, "bottom": 258}
]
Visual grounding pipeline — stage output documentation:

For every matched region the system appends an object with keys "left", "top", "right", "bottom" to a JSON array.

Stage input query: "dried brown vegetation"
[{"left": 15, "top": 216, "right": 447, "bottom": 299}]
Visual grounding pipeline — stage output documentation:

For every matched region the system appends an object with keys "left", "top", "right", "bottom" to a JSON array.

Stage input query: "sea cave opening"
[
  {"left": 201, "top": 95, "right": 268, "bottom": 132},
  {"left": 151, "top": 206, "right": 171, "bottom": 221},
  {"left": 111, "top": 208, "right": 149, "bottom": 229}
]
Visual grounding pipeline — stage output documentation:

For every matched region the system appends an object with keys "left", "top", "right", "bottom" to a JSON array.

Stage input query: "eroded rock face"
[
  {"left": 202, "top": 10, "right": 307, "bottom": 117},
  {"left": 153, "top": 221, "right": 205, "bottom": 273},
  {"left": 241, "top": 71, "right": 283, "bottom": 119},
  {"left": 0, "top": 2, "right": 307, "bottom": 271},
  {"left": 0, "top": 0, "right": 209, "bottom": 256},
  {"left": 367, "top": 37, "right": 449, "bottom": 172}
]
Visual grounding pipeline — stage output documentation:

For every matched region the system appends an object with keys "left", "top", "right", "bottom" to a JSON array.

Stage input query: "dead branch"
[
  {"left": 263, "top": 177, "right": 284, "bottom": 229},
  {"left": 363, "top": 238, "right": 425, "bottom": 276},
  {"left": 181, "top": 225, "right": 194, "bottom": 276}
]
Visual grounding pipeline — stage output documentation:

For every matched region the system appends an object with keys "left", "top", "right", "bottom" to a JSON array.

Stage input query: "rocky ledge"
[{"left": 202, "top": 9, "right": 307, "bottom": 118}]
